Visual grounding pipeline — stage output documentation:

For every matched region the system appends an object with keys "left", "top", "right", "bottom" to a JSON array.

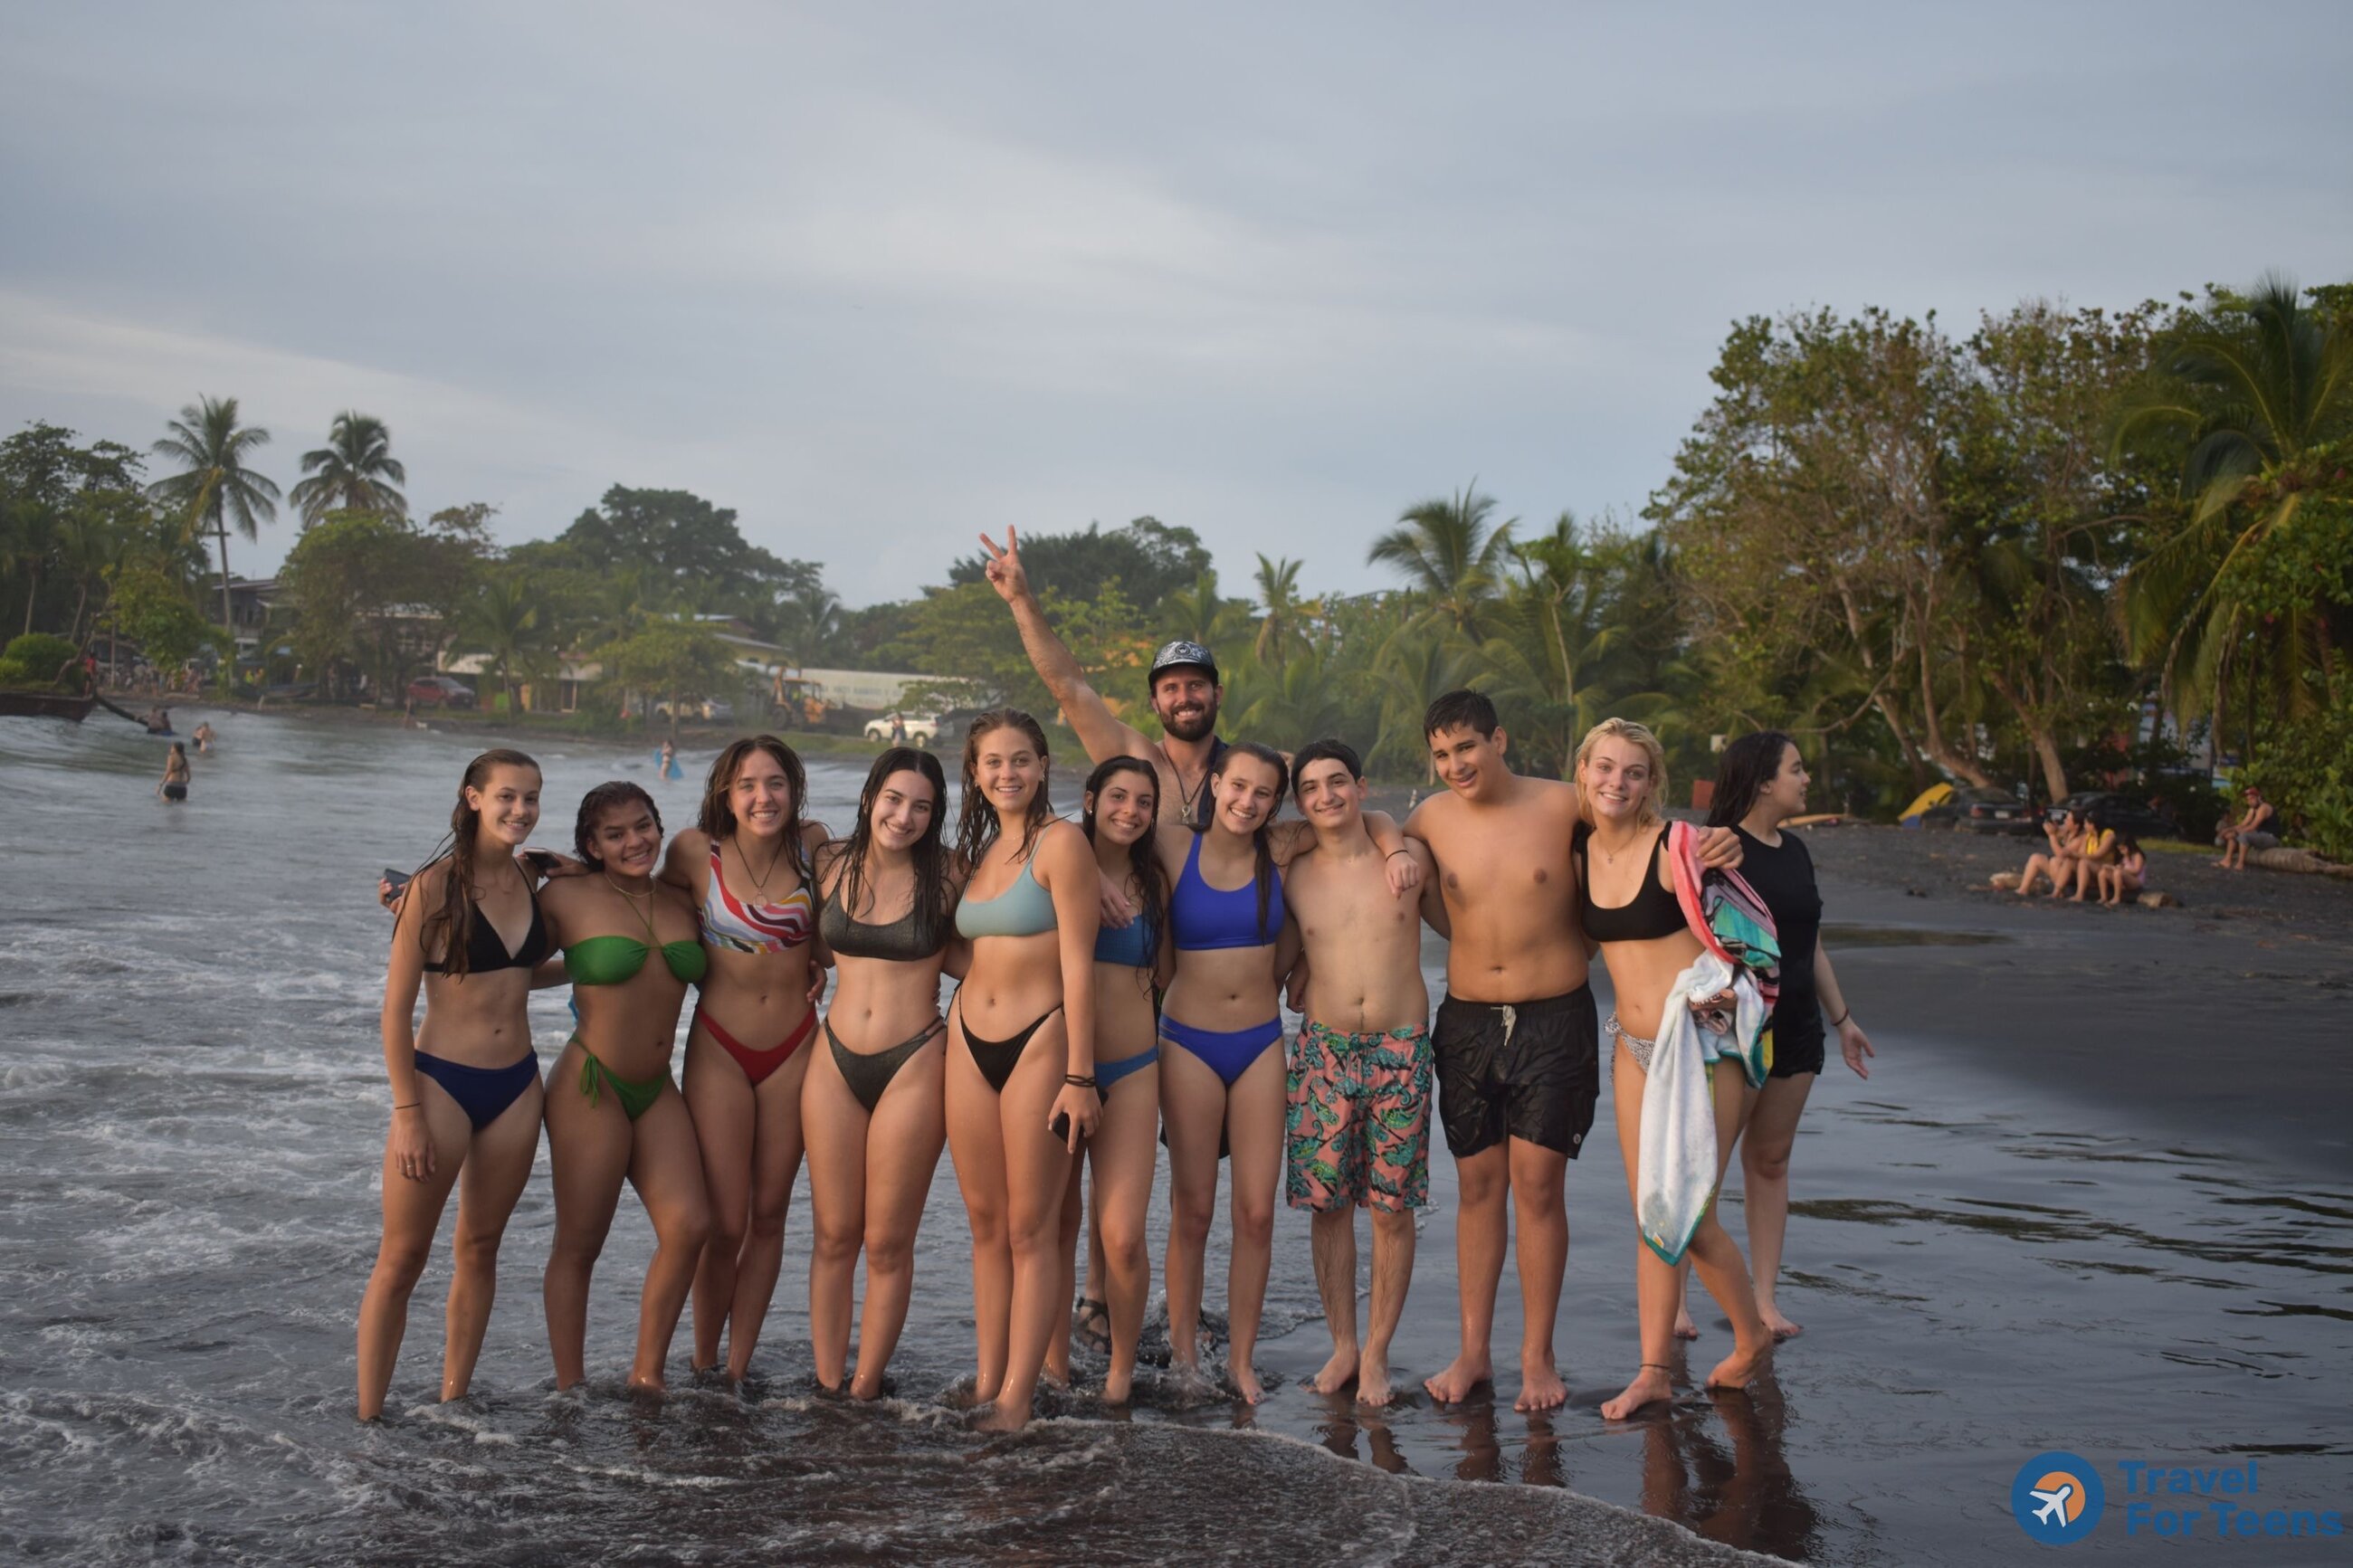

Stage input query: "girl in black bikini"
[
  {"left": 944, "top": 711, "right": 1101, "bottom": 1430},
  {"left": 803, "top": 748, "right": 966, "bottom": 1397},
  {"left": 361, "top": 749, "right": 556, "bottom": 1419}
]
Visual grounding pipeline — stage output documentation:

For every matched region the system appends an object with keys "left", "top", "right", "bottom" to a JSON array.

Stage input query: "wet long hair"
[
  {"left": 1205, "top": 741, "right": 1288, "bottom": 942},
  {"left": 1707, "top": 730, "right": 1798, "bottom": 830},
  {"left": 1573, "top": 717, "right": 1669, "bottom": 829},
  {"left": 955, "top": 709, "right": 1054, "bottom": 872},
  {"left": 1083, "top": 755, "right": 1168, "bottom": 981},
  {"left": 421, "top": 747, "right": 541, "bottom": 978},
  {"left": 699, "top": 734, "right": 810, "bottom": 883},
  {"left": 574, "top": 780, "right": 662, "bottom": 870},
  {"left": 831, "top": 746, "right": 953, "bottom": 951}
]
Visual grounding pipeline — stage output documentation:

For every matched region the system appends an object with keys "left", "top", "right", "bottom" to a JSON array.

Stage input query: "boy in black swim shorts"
[{"left": 1432, "top": 987, "right": 1600, "bottom": 1161}]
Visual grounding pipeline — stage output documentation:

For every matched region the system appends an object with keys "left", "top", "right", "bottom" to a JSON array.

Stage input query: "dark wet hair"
[
  {"left": 1424, "top": 688, "right": 1498, "bottom": 739},
  {"left": 831, "top": 746, "right": 952, "bottom": 951},
  {"left": 1083, "top": 756, "right": 1167, "bottom": 988},
  {"left": 574, "top": 780, "right": 661, "bottom": 869},
  {"left": 700, "top": 734, "right": 810, "bottom": 882},
  {"left": 955, "top": 709, "right": 1054, "bottom": 871},
  {"left": 1708, "top": 730, "right": 1799, "bottom": 829},
  {"left": 1206, "top": 740, "right": 1288, "bottom": 942},
  {"left": 420, "top": 748, "right": 540, "bottom": 979},
  {"left": 1291, "top": 737, "right": 1363, "bottom": 803}
]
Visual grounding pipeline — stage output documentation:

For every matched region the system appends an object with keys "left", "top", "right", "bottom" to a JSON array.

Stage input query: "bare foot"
[
  {"left": 1672, "top": 1305, "right": 1700, "bottom": 1340},
  {"left": 1228, "top": 1355, "right": 1265, "bottom": 1405},
  {"left": 1357, "top": 1348, "right": 1395, "bottom": 1408},
  {"left": 1600, "top": 1364, "right": 1672, "bottom": 1421},
  {"left": 1102, "top": 1365, "right": 1134, "bottom": 1405},
  {"left": 1042, "top": 1363, "right": 1072, "bottom": 1392},
  {"left": 1513, "top": 1356, "right": 1567, "bottom": 1413},
  {"left": 1706, "top": 1338, "right": 1771, "bottom": 1393},
  {"left": 624, "top": 1371, "right": 667, "bottom": 1397},
  {"left": 1307, "top": 1344, "right": 1359, "bottom": 1396},
  {"left": 1758, "top": 1303, "right": 1804, "bottom": 1340},
  {"left": 1423, "top": 1350, "right": 1492, "bottom": 1404},
  {"left": 975, "top": 1397, "right": 1029, "bottom": 1432}
]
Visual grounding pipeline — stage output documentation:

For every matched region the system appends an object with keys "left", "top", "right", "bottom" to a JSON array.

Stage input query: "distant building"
[{"left": 207, "top": 575, "right": 280, "bottom": 653}]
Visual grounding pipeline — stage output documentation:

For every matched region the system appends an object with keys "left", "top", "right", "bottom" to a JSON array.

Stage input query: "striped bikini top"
[{"left": 700, "top": 841, "right": 814, "bottom": 955}]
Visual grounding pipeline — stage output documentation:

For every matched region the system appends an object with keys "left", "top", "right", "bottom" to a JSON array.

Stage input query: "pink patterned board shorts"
[{"left": 1284, "top": 1021, "right": 1433, "bottom": 1213}]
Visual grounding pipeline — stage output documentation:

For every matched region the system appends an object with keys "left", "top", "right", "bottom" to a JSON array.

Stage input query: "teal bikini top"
[
  {"left": 955, "top": 855, "right": 1057, "bottom": 939},
  {"left": 565, "top": 934, "right": 708, "bottom": 986}
]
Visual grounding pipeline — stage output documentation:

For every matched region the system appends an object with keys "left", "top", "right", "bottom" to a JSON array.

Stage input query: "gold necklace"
[
  {"left": 604, "top": 871, "right": 660, "bottom": 945},
  {"left": 736, "top": 833, "right": 786, "bottom": 897}
]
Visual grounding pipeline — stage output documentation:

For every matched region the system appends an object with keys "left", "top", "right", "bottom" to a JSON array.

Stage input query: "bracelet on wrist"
[
  {"left": 1063, "top": 1073, "right": 1097, "bottom": 1088},
  {"left": 1828, "top": 1010, "right": 1851, "bottom": 1028},
  {"left": 1386, "top": 849, "right": 1412, "bottom": 859},
  {"left": 393, "top": 1101, "right": 421, "bottom": 1111}
]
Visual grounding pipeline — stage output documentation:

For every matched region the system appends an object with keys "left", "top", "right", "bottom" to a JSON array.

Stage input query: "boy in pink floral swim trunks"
[{"left": 1281, "top": 739, "right": 1434, "bottom": 1407}]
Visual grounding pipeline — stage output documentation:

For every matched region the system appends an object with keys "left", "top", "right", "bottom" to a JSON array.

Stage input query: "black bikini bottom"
[
  {"left": 828, "top": 1016, "right": 945, "bottom": 1114},
  {"left": 957, "top": 1000, "right": 1063, "bottom": 1094}
]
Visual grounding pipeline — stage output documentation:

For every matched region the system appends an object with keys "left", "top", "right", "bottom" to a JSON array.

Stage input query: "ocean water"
[{"left": 2, "top": 711, "right": 2345, "bottom": 1566}]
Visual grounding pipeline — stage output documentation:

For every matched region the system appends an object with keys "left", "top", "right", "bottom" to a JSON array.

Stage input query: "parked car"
[
  {"left": 863, "top": 711, "right": 939, "bottom": 745},
  {"left": 2043, "top": 791, "right": 2184, "bottom": 841},
  {"left": 1921, "top": 785, "right": 2037, "bottom": 834},
  {"left": 653, "top": 697, "right": 734, "bottom": 721},
  {"left": 406, "top": 674, "right": 476, "bottom": 709}
]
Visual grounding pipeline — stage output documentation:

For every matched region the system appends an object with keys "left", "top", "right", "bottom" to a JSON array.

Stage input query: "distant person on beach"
[
  {"left": 945, "top": 710, "right": 1100, "bottom": 1430},
  {"left": 805, "top": 748, "right": 964, "bottom": 1398},
  {"left": 2216, "top": 787, "right": 2278, "bottom": 870},
  {"left": 2100, "top": 832, "right": 2148, "bottom": 906},
  {"left": 1678, "top": 731, "right": 1876, "bottom": 1342},
  {"left": 656, "top": 736, "right": 831, "bottom": 1382},
  {"left": 2011, "top": 808, "right": 2086, "bottom": 896},
  {"left": 1403, "top": 690, "right": 1743, "bottom": 1414},
  {"left": 2063, "top": 813, "right": 2119, "bottom": 901},
  {"left": 537, "top": 782, "right": 711, "bottom": 1392},
  {"left": 1571, "top": 717, "right": 1772, "bottom": 1419},
  {"left": 359, "top": 749, "right": 553, "bottom": 1420},
  {"left": 158, "top": 743, "right": 190, "bottom": 803},
  {"left": 192, "top": 721, "right": 215, "bottom": 753},
  {"left": 659, "top": 738, "right": 678, "bottom": 777},
  {"left": 1279, "top": 739, "right": 1436, "bottom": 1408}
]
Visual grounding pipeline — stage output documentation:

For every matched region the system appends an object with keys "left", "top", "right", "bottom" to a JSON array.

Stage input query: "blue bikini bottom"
[{"left": 1159, "top": 1016, "right": 1282, "bottom": 1088}]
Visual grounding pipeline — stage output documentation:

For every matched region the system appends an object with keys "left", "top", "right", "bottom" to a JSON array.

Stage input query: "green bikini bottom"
[{"left": 575, "top": 1041, "right": 670, "bottom": 1121}]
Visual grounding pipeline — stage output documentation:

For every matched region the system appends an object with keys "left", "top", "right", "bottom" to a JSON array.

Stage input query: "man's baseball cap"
[{"left": 1148, "top": 640, "right": 1220, "bottom": 685}]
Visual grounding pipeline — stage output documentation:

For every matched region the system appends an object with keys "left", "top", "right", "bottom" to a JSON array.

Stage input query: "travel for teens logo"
[{"left": 2010, "top": 1451, "right": 2346, "bottom": 1546}]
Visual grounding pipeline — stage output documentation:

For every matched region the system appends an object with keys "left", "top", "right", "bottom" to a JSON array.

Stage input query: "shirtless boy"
[
  {"left": 1281, "top": 739, "right": 1437, "bottom": 1408},
  {"left": 1405, "top": 689, "right": 1737, "bottom": 1411}
]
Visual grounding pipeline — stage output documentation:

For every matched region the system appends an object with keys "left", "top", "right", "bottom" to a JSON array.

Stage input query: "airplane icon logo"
[{"left": 2013, "top": 1452, "right": 2103, "bottom": 1544}]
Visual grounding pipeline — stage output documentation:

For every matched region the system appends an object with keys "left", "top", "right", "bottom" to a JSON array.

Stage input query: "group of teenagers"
[
  {"left": 2008, "top": 806, "right": 2150, "bottom": 906},
  {"left": 358, "top": 527, "right": 1877, "bottom": 1430}
]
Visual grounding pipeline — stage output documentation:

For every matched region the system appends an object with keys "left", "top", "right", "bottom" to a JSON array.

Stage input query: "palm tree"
[
  {"left": 778, "top": 581, "right": 842, "bottom": 664},
  {"left": 1251, "top": 554, "right": 1313, "bottom": 670},
  {"left": 289, "top": 411, "right": 407, "bottom": 526},
  {"left": 2114, "top": 275, "right": 2353, "bottom": 726},
  {"left": 147, "top": 395, "right": 280, "bottom": 640},
  {"left": 1157, "top": 573, "right": 1252, "bottom": 651},
  {"left": 453, "top": 574, "right": 545, "bottom": 715},
  {"left": 1367, "top": 482, "right": 1517, "bottom": 635}
]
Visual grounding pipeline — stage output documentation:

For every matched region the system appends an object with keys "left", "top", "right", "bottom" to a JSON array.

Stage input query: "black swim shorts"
[
  {"left": 1767, "top": 1017, "right": 1825, "bottom": 1079},
  {"left": 1432, "top": 985, "right": 1599, "bottom": 1160}
]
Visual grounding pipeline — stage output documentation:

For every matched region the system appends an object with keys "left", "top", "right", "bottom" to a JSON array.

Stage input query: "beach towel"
[{"left": 1635, "top": 822, "right": 1781, "bottom": 1265}]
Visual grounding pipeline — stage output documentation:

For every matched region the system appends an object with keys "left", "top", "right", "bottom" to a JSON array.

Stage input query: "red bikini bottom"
[{"left": 694, "top": 1005, "right": 816, "bottom": 1086}]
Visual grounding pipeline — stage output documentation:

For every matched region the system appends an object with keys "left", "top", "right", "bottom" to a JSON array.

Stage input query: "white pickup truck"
[{"left": 862, "top": 712, "right": 939, "bottom": 746}]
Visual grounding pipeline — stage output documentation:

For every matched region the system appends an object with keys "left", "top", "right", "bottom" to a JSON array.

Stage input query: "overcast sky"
[{"left": 3, "top": 3, "right": 2348, "bottom": 606}]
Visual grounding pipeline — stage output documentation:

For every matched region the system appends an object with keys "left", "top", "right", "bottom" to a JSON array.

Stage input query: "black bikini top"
[
  {"left": 1576, "top": 822, "right": 1686, "bottom": 943},
  {"left": 819, "top": 881, "right": 945, "bottom": 963},
  {"left": 423, "top": 885, "right": 551, "bottom": 974}
]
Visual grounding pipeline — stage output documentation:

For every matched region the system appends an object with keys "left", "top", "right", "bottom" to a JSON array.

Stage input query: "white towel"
[{"left": 1636, "top": 950, "right": 1765, "bottom": 1266}]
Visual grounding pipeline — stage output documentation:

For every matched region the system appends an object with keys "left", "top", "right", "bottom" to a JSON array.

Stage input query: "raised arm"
[{"left": 977, "top": 527, "right": 1156, "bottom": 766}]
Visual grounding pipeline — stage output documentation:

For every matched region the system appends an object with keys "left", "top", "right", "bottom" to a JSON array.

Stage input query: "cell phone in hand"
[
  {"left": 382, "top": 867, "right": 412, "bottom": 891},
  {"left": 519, "top": 849, "right": 559, "bottom": 878},
  {"left": 1049, "top": 1110, "right": 1073, "bottom": 1145}
]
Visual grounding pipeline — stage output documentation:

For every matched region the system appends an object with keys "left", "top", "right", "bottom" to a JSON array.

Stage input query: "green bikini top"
[{"left": 566, "top": 934, "right": 708, "bottom": 986}]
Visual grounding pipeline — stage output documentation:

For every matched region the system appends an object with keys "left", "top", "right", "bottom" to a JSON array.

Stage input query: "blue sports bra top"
[
  {"left": 1092, "top": 907, "right": 1157, "bottom": 969},
  {"left": 1170, "top": 831, "right": 1285, "bottom": 950},
  {"left": 955, "top": 854, "right": 1057, "bottom": 939}
]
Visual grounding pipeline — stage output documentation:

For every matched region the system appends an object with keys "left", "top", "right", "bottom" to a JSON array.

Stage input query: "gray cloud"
[{"left": 3, "top": 1, "right": 2348, "bottom": 603}]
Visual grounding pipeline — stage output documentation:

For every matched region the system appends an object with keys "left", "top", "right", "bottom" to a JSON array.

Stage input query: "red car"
[{"left": 405, "top": 674, "right": 477, "bottom": 709}]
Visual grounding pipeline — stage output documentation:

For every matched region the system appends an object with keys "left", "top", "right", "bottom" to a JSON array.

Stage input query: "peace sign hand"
[{"left": 976, "top": 527, "right": 1030, "bottom": 603}]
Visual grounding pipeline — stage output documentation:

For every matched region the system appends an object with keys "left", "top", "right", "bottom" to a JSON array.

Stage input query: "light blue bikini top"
[{"left": 955, "top": 854, "right": 1057, "bottom": 939}]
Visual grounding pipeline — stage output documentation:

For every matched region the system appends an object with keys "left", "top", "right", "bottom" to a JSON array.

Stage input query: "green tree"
[
  {"left": 105, "top": 559, "right": 214, "bottom": 672},
  {"left": 146, "top": 396, "right": 281, "bottom": 640},
  {"left": 1, "top": 423, "right": 148, "bottom": 637},
  {"left": 2112, "top": 274, "right": 2353, "bottom": 736},
  {"left": 280, "top": 508, "right": 476, "bottom": 699},
  {"left": 948, "top": 516, "right": 1213, "bottom": 612},
  {"left": 596, "top": 619, "right": 742, "bottom": 737},
  {"left": 289, "top": 411, "right": 407, "bottom": 526},
  {"left": 452, "top": 571, "right": 548, "bottom": 714},
  {"left": 1367, "top": 483, "right": 1516, "bottom": 636},
  {"left": 1250, "top": 555, "right": 1312, "bottom": 670}
]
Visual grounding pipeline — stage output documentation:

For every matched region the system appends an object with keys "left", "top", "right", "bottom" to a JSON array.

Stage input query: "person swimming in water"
[
  {"left": 192, "top": 721, "right": 215, "bottom": 753},
  {"left": 358, "top": 749, "right": 557, "bottom": 1419},
  {"left": 804, "top": 748, "right": 964, "bottom": 1397},
  {"left": 158, "top": 743, "right": 190, "bottom": 803},
  {"left": 537, "top": 782, "right": 711, "bottom": 1392}
]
